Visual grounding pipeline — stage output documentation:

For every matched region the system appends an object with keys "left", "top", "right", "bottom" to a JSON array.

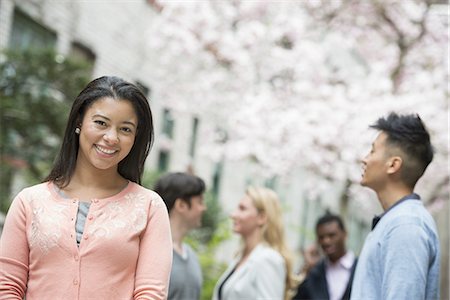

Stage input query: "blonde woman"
[{"left": 213, "top": 186, "right": 297, "bottom": 300}]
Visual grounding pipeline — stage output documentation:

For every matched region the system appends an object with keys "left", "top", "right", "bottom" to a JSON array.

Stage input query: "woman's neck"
[
  {"left": 62, "top": 164, "right": 128, "bottom": 200},
  {"left": 72, "top": 157, "right": 125, "bottom": 187},
  {"left": 242, "top": 229, "right": 263, "bottom": 257},
  {"left": 235, "top": 232, "right": 262, "bottom": 270}
]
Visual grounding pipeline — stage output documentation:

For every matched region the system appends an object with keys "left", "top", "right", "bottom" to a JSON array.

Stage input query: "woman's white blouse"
[{"left": 212, "top": 244, "right": 286, "bottom": 300}]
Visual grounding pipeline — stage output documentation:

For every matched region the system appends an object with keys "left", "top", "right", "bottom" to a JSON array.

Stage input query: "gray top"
[
  {"left": 168, "top": 244, "right": 203, "bottom": 300},
  {"left": 75, "top": 202, "right": 91, "bottom": 245},
  {"left": 55, "top": 187, "right": 90, "bottom": 246}
]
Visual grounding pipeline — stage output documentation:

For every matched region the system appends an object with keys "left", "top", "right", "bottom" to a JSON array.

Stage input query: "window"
[
  {"left": 211, "top": 160, "right": 223, "bottom": 197},
  {"left": 70, "top": 42, "right": 96, "bottom": 75},
  {"left": 158, "top": 151, "right": 170, "bottom": 173},
  {"left": 157, "top": 108, "right": 174, "bottom": 173},
  {"left": 161, "top": 108, "right": 174, "bottom": 138},
  {"left": 265, "top": 176, "right": 278, "bottom": 190},
  {"left": 135, "top": 81, "right": 151, "bottom": 98},
  {"left": 9, "top": 8, "right": 57, "bottom": 50},
  {"left": 189, "top": 117, "right": 199, "bottom": 158}
]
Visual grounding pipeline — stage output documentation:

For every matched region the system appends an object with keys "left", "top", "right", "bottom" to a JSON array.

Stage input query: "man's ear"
[
  {"left": 387, "top": 156, "right": 403, "bottom": 174},
  {"left": 173, "top": 198, "right": 187, "bottom": 211}
]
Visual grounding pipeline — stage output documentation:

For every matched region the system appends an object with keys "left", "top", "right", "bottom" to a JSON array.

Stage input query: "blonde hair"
[{"left": 246, "top": 186, "right": 299, "bottom": 300}]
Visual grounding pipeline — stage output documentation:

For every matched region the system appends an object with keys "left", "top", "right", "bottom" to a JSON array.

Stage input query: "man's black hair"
[
  {"left": 154, "top": 172, "right": 205, "bottom": 213},
  {"left": 316, "top": 213, "right": 346, "bottom": 233},
  {"left": 370, "top": 112, "right": 434, "bottom": 188}
]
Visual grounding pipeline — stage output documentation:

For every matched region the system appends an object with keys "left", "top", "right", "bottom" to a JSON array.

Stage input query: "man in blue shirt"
[{"left": 351, "top": 113, "right": 440, "bottom": 300}]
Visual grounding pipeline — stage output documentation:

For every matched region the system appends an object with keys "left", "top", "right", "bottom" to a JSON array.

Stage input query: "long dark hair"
[{"left": 45, "top": 76, "right": 154, "bottom": 187}]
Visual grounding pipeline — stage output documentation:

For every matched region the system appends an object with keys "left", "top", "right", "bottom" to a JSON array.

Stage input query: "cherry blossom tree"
[{"left": 144, "top": 0, "right": 448, "bottom": 213}]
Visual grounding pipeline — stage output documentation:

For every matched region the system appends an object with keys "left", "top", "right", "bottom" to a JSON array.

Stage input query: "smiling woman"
[
  {"left": 77, "top": 97, "right": 137, "bottom": 173},
  {"left": 0, "top": 76, "right": 173, "bottom": 300}
]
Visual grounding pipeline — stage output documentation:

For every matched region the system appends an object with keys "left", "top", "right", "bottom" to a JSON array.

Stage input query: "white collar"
[{"left": 326, "top": 251, "right": 355, "bottom": 269}]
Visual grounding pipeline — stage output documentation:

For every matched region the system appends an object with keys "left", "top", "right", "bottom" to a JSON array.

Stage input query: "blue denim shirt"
[{"left": 350, "top": 196, "right": 440, "bottom": 300}]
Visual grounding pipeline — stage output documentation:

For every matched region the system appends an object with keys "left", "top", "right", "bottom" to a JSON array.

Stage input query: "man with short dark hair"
[
  {"left": 154, "top": 172, "right": 207, "bottom": 300},
  {"left": 293, "top": 213, "right": 357, "bottom": 300},
  {"left": 350, "top": 112, "right": 440, "bottom": 300}
]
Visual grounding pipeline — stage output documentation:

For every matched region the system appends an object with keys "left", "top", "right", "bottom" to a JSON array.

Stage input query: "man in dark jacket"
[{"left": 293, "top": 213, "right": 357, "bottom": 300}]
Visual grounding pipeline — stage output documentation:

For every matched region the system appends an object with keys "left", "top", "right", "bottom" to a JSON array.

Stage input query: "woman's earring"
[{"left": 75, "top": 128, "right": 81, "bottom": 134}]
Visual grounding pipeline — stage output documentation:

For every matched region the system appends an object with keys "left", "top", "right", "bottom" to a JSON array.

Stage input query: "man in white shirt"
[{"left": 293, "top": 213, "right": 357, "bottom": 300}]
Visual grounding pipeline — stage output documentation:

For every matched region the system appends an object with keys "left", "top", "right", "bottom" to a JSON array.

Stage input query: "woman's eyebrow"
[{"left": 92, "top": 114, "right": 137, "bottom": 128}]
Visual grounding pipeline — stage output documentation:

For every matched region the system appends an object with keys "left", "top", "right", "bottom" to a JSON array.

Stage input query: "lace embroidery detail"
[
  {"left": 87, "top": 192, "right": 153, "bottom": 239},
  {"left": 28, "top": 190, "right": 68, "bottom": 255}
]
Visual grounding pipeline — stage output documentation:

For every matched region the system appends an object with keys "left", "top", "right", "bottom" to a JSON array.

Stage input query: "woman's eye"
[
  {"left": 121, "top": 127, "right": 133, "bottom": 133},
  {"left": 94, "top": 120, "right": 107, "bottom": 126}
]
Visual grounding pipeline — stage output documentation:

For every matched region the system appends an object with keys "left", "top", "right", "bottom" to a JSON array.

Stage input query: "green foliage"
[
  {"left": 204, "top": 223, "right": 231, "bottom": 300},
  {"left": 0, "top": 48, "right": 91, "bottom": 212},
  {"left": 141, "top": 168, "right": 164, "bottom": 190}
]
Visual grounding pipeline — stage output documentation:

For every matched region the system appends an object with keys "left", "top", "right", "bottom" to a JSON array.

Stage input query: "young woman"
[
  {"left": 0, "top": 76, "right": 172, "bottom": 299},
  {"left": 213, "top": 186, "right": 298, "bottom": 300}
]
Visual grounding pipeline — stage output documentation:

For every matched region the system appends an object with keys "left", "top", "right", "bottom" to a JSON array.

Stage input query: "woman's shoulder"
[
  {"left": 252, "top": 244, "right": 284, "bottom": 263},
  {"left": 7, "top": 182, "right": 54, "bottom": 209},
  {"left": 248, "top": 244, "right": 286, "bottom": 276},
  {"left": 129, "top": 182, "right": 160, "bottom": 197},
  {"left": 18, "top": 182, "right": 52, "bottom": 198},
  {"left": 127, "top": 182, "right": 166, "bottom": 207}
]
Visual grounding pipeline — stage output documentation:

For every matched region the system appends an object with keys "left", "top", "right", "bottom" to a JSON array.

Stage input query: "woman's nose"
[{"left": 103, "top": 129, "right": 119, "bottom": 144}]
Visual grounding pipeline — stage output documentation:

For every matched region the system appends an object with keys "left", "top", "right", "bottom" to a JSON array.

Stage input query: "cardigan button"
[{"left": 73, "top": 279, "right": 79, "bottom": 285}]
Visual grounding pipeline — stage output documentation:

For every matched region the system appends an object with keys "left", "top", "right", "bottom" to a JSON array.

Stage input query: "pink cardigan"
[{"left": 0, "top": 181, "right": 173, "bottom": 299}]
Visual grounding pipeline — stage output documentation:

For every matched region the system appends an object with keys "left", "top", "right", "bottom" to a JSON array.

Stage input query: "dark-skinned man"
[{"left": 293, "top": 213, "right": 357, "bottom": 300}]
